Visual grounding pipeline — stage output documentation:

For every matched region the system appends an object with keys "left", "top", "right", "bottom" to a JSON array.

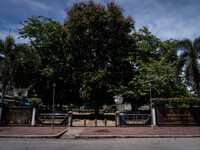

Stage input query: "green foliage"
[
  {"left": 10, "top": 0, "right": 197, "bottom": 112},
  {"left": 0, "top": 36, "right": 16, "bottom": 88},
  {"left": 13, "top": 43, "right": 40, "bottom": 88},
  {"left": 121, "top": 27, "right": 188, "bottom": 110},
  {"left": 18, "top": 15, "right": 80, "bottom": 108},
  {"left": 29, "top": 97, "right": 42, "bottom": 106}
]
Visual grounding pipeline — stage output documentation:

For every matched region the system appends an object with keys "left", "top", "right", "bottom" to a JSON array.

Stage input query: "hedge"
[{"left": 152, "top": 97, "right": 200, "bottom": 108}]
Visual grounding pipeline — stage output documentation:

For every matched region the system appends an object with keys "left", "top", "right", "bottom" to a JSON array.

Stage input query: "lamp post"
[
  {"left": 52, "top": 83, "right": 56, "bottom": 129},
  {"left": 149, "top": 83, "right": 154, "bottom": 130}
]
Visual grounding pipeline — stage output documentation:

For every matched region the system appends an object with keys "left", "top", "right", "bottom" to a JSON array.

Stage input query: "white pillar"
[
  {"left": 115, "top": 111, "right": 120, "bottom": 126},
  {"left": 68, "top": 111, "right": 72, "bottom": 126},
  {"left": 0, "top": 107, "right": 2, "bottom": 121},
  {"left": 31, "top": 107, "right": 36, "bottom": 126},
  {"left": 152, "top": 107, "right": 156, "bottom": 126}
]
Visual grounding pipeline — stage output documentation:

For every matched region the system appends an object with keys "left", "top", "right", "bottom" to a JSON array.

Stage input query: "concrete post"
[
  {"left": 115, "top": 111, "right": 120, "bottom": 126},
  {"left": 84, "top": 119, "right": 86, "bottom": 127},
  {"left": 152, "top": 104, "right": 156, "bottom": 126},
  {"left": 31, "top": 107, "right": 36, "bottom": 126},
  {"left": 95, "top": 119, "right": 97, "bottom": 127},
  {"left": 0, "top": 105, "right": 2, "bottom": 121},
  {"left": 68, "top": 111, "right": 73, "bottom": 126},
  {"left": 104, "top": 119, "right": 107, "bottom": 126}
]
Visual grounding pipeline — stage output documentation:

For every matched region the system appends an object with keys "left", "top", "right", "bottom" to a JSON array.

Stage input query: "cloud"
[
  {"left": 7, "top": 0, "right": 52, "bottom": 11},
  {"left": 0, "top": 29, "right": 29, "bottom": 43},
  {"left": 1, "top": 0, "right": 200, "bottom": 43}
]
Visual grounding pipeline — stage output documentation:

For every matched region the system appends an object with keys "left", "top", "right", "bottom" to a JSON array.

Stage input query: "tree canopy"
[{"left": 64, "top": 0, "right": 135, "bottom": 113}]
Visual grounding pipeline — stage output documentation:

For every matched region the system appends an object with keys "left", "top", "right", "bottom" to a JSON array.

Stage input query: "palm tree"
[
  {"left": 177, "top": 37, "right": 200, "bottom": 97},
  {"left": 0, "top": 35, "right": 16, "bottom": 104}
]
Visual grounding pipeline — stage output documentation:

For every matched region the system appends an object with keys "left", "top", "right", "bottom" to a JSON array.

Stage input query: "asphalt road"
[{"left": 0, "top": 138, "right": 200, "bottom": 150}]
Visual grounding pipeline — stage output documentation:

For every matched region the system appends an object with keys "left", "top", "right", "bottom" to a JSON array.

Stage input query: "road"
[{"left": 0, "top": 138, "right": 200, "bottom": 150}]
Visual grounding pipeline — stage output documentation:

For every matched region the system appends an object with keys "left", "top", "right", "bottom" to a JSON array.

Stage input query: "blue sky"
[{"left": 1, "top": 0, "right": 200, "bottom": 43}]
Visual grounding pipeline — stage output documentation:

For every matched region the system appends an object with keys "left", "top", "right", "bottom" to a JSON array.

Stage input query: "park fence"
[{"left": 1, "top": 106, "right": 200, "bottom": 126}]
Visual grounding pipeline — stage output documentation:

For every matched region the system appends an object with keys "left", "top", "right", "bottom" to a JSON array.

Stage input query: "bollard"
[
  {"left": 84, "top": 119, "right": 86, "bottom": 127},
  {"left": 95, "top": 119, "right": 97, "bottom": 127},
  {"left": 115, "top": 111, "right": 120, "bottom": 126},
  {"left": 67, "top": 111, "right": 73, "bottom": 127},
  {"left": 104, "top": 119, "right": 107, "bottom": 126}
]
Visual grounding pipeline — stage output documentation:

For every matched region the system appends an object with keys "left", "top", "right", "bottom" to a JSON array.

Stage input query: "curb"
[
  {"left": 0, "top": 129, "right": 68, "bottom": 138},
  {"left": 76, "top": 135, "right": 200, "bottom": 139}
]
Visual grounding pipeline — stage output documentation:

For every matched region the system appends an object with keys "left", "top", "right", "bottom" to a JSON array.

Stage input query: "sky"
[{"left": 1, "top": 0, "right": 200, "bottom": 43}]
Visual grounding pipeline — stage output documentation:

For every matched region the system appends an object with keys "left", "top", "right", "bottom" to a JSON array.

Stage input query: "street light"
[
  {"left": 52, "top": 83, "right": 56, "bottom": 129},
  {"left": 149, "top": 83, "right": 154, "bottom": 130}
]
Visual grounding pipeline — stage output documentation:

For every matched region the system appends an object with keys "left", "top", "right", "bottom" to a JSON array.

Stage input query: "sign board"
[
  {"left": 157, "top": 108, "right": 200, "bottom": 125},
  {"left": 14, "top": 88, "right": 28, "bottom": 98},
  {"left": 114, "top": 96, "right": 123, "bottom": 104}
]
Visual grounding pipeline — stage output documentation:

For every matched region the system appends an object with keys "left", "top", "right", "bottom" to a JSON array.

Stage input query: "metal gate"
[
  {"left": 38, "top": 113, "right": 68, "bottom": 125},
  {"left": 120, "top": 114, "right": 150, "bottom": 125}
]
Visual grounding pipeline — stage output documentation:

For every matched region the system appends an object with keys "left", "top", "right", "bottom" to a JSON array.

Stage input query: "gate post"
[
  {"left": 95, "top": 119, "right": 97, "bottom": 127},
  {"left": 31, "top": 107, "right": 36, "bottom": 126},
  {"left": 0, "top": 104, "right": 2, "bottom": 121},
  {"left": 152, "top": 104, "right": 156, "bottom": 126},
  {"left": 115, "top": 111, "right": 120, "bottom": 126},
  {"left": 67, "top": 111, "right": 73, "bottom": 126}
]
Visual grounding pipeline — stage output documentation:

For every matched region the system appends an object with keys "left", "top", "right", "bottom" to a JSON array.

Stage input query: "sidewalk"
[
  {"left": 0, "top": 126, "right": 200, "bottom": 138},
  {"left": 76, "top": 126, "right": 200, "bottom": 138},
  {"left": 0, "top": 126, "right": 67, "bottom": 138}
]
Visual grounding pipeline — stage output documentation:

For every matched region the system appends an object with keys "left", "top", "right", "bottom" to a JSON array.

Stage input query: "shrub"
[{"left": 29, "top": 98, "right": 42, "bottom": 107}]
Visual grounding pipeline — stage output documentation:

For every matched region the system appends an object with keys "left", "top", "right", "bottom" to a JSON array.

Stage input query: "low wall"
[
  {"left": 1, "top": 106, "right": 32, "bottom": 125},
  {"left": 156, "top": 108, "right": 200, "bottom": 125}
]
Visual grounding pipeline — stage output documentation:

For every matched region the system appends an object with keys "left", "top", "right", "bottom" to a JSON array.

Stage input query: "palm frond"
[
  {"left": 177, "top": 39, "right": 193, "bottom": 53},
  {"left": 5, "top": 36, "right": 16, "bottom": 56},
  {"left": 0, "top": 39, "right": 5, "bottom": 55},
  {"left": 184, "top": 63, "right": 193, "bottom": 83},
  {"left": 193, "top": 36, "right": 200, "bottom": 53},
  {"left": 177, "top": 51, "right": 189, "bottom": 69}
]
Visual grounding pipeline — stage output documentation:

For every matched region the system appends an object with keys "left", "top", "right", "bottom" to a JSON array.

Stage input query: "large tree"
[
  {"left": 64, "top": 0, "right": 135, "bottom": 114},
  {"left": 18, "top": 16, "right": 79, "bottom": 108},
  {"left": 177, "top": 37, "right": 200, "bottom": 97},
  {"left": 123, "top": 27, "right": 188, "bottom": 110}
]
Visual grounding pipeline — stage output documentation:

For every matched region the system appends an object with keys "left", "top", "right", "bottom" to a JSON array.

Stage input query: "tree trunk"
[
  {"left": 197, "top": 85, "right": 200, "bottom": 98},
  {"left": 94, "top": 100, "right": 99, "bottom": 116},
  {"left": 131, "top": 101, "right": 137, "bottom": 112}
]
